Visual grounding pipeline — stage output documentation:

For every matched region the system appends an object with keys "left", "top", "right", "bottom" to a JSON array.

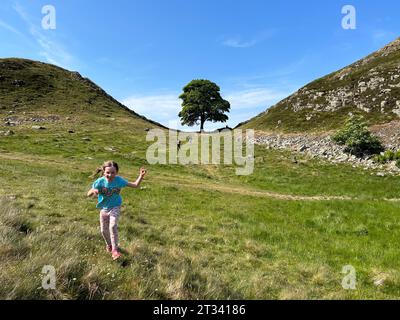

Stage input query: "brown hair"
[{"left": 92, "top": 160, "right": 119, "bottom": 178}]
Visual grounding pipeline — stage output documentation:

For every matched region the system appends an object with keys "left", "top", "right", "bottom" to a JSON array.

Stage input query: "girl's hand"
[
  {"left": 139, "top": 167, "right": 147, "bottom": 177},
  {"left": 88, "top": 188, "right": 99, "bottom": 197}
]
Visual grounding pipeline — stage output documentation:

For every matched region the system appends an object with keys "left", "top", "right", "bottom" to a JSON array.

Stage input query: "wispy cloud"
[
  {"left": 0, "top": 18, "right": 25, "bottom": 37},
  {"left": 222, "top": 37, "right": 259, "bottom": 48},
  {"left": 122, "top": 93, "right": 181, "bottom": 118},
  {"left": 224, "top": 88, "right": 288, "bottom": 110},
  {"left": 227, "top": 60, "right": 308, "bottom": 92},
  {"left": 13, "top": 2, "right": 77, "bottom": 69},
  {"left": 121, "top": 86, "right": 290, "bottom": 130},
  {"left": 221, "top": 30, "right": 276, "bottom": 48}
]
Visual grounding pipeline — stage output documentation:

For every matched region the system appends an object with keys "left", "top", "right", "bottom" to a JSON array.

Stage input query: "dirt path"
[{"left": 157, "top": 177, "right": 354, "bottom": 201}]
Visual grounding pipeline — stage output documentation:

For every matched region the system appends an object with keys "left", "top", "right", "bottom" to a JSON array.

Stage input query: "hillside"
[
  {"left": 239, "top": 37, "right": 400, "bottom": 133},
  {"left": 2, "top": 58, "right": 400, "bottom": 299},
  {"left": 0, "top": 58, "right": 165, "bottom": 130}
]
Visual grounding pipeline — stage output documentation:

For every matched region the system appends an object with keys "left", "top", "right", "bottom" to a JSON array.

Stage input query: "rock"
[
  {"left": 320, "top": 149, "right": 328, "bottom": 156},
  {"left": 381, "top": 100, "right": 387, "bottom": 113},
  {"left": 298, "top": 145, "right": 308, "bottom": 152},
  {"left": 81, "top": 137, "right": 91, "bottom": 141},
  {"left": 12, "top": 79, "right": 24, "bottom": 87},
  {"left": 387, "top": 161, "right": 399, "bottom": 171},
  {"left": 376, "top": 172, "right": 385, "bottom": 177},
  {"left": 32, "top": 125, "right": 46, "bottom": 130},
  {"left": 392, "top": 107, "right": 400, "bottom": 117},
  {"left": 27, "top": 115, "right": 60, "bottom": 123},
  {"left": 4, "top": 130, "right": 14, "bottom": 136},
  {"left": 374, "top": 278, "right": 385, "bottom": 287},
  {"left": 104, "top": 146, "right": 117, "bottom": 152}
]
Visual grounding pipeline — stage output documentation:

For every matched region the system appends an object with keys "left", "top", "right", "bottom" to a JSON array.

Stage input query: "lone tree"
[{"left": 178, "top": 79, "right": 230, "bottom": 131}]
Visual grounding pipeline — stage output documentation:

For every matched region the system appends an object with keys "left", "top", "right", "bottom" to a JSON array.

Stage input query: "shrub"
[
  {"left": 383, "top": 150, "right": 395, "bottom": 161},
  {"left": 332, "top": 116, "right": 384, "bottom": 157},
  {"left": 372, "top": 150, "right": 400, "bottom": 164},
  {"left": 372, "top": 154, "right": 386, "bottom": 163}
]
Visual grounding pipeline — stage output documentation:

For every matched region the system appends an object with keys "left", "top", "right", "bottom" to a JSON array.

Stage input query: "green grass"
[
  {"left": 1, "top": 57, "right": 400, "bottom": 299},
  {"left": 240, "top": 105, "right": 395, "bottom": 134},
  {"left": 1, "top": 124, "right": 400, "bottom": 299}
]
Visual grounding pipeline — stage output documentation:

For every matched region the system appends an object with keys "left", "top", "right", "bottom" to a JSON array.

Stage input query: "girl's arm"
[
  {"left": 127, "top": 167, "right": 147, "bottom": 188},
  {"left": 87, "top": 188, "right": 99, "bottom": 197}
]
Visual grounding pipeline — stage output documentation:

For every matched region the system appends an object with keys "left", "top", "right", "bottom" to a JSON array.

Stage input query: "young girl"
[{"left": 87, "top": 160, "right": 147, "bottom": 260}]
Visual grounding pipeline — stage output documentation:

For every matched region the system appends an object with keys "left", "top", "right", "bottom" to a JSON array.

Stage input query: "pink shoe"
[
  {"left": 112, "top": 250, "right": 121, "bottom": 260},
  {"left": 106, "top": 245, "right": 112, "bottom": 253}
]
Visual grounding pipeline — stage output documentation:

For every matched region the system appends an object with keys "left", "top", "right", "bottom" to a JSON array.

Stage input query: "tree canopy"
[{"left": 178, "top": 79, "right": 230, "bottom": 131}]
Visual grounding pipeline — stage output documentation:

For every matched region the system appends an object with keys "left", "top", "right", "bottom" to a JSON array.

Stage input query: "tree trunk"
[{"left": 200, "top": 115, "right": 205, "bottom": 132}]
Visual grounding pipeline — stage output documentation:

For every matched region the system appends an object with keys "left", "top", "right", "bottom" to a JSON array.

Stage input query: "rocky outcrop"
[
  {"left": 253, "top": 125, "right": 400, "bottom": 175},
  {"left": 240, "top": 37, "right": 400, "bottom": 132},
  {"left": 3, "top": 115, "right": 60, "bottom": 126},
  {"left": 283, "top": 65, "right": 400, "bottom": 116}
]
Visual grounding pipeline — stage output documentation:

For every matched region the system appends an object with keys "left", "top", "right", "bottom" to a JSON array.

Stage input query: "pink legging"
[{"left": 99, "top": 206, "right": 120, "bottom": 251}]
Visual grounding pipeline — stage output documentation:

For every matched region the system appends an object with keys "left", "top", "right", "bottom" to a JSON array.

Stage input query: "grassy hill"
[
  {"left": 0, "top": 58, "right": 165, "bottom": 130},
  {"left": 1, "top": 58, "right": 400, "bottom": 299},
  {"left": 239, "top": 37, "right": 400, "bottom": 133}
]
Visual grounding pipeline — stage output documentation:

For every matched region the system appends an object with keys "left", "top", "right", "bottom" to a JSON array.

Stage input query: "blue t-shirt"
[{"left": 92, "top": 176, "right": 129, "bottom": 209}]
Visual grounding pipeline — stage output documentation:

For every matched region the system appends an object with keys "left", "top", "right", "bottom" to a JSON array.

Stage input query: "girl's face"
[{"left": 104, "top": 166, "right": 117, "bottom": 182}]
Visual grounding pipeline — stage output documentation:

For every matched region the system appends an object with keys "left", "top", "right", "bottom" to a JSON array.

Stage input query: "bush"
[
  {"left": 372, "top": 154, "right": 386, "bottom": 163},
  {"left": 384, "top": 150, "right": 395, "bottom": 161},
  {"left": 372, "top": 150, "right": 400, "bottom": 164},
  {"left": 332, "top": 116, "right": 384, "bottom": 157}
]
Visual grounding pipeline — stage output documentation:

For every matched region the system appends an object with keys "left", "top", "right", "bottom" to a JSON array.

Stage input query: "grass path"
[
  {"left": 1, "top": 151, "right": 399, "bottom": 203},
  {"left": 2, "top": 148, "right": 400, "bottom": 299}
]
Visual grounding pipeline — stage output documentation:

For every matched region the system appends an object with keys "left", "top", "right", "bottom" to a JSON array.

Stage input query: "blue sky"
[{"left": 0, "top": 0, "right": 399, "bottom": 130}]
